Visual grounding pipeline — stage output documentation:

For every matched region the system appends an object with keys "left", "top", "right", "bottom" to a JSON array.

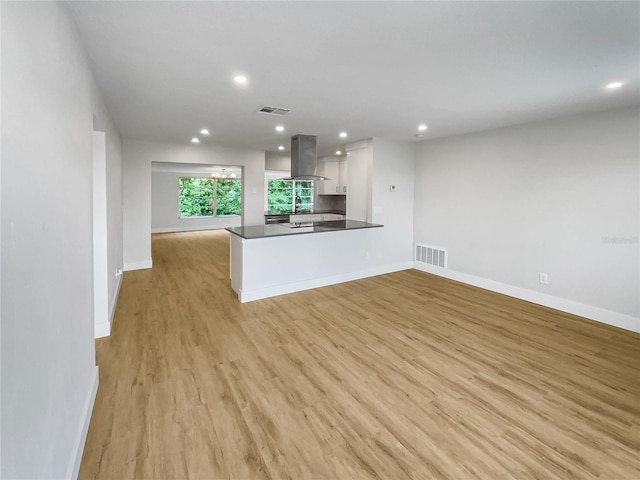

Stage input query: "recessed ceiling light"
[
  {"left": 339, "top": 131, "right": 347, "bottom": 138},
  {"left": 191, "top": 137, "right": 200, "bottom": 144},
  {"left": 200, "top": 129, "right": 210, "bottom": 135},
  {"left": 418, "top": 124, "right": 428, "bottom": 132},
  {"left": 336, "top": 150, "right": 342, "bottom": 155},
  {"left": 233, "top": 75, "right": 248, "bottom": 84},
  {"left": 278, "top": 145, "right": 284, "bottom": 151},
  {"left": 275, "top": 125, "right": 285, "bottom": 132},
  {"left": 606, "top": 81, "right": 623, "bottom": 89}
]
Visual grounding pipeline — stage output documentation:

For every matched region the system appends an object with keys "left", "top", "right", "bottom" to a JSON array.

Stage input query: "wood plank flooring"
[{"left": 79, "top": 230, "right": 640, "bottom": 479}]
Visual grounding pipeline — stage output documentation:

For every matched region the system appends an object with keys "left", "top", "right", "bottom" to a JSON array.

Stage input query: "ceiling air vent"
[{"left": 257, "top": 105, "right": 292, "bottom": 116}]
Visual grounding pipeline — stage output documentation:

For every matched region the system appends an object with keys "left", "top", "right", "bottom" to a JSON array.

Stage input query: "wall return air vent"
[
  {"left": 415, "top": 244, "right": 447, "bottom": 268},
  {"left": 257, "top": 105, "right": 292, "bottom": 116}
]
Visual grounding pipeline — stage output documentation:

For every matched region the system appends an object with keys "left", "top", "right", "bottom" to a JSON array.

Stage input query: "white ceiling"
[{"left": 66, "top": 1, "right": 640, "bottom": 156}]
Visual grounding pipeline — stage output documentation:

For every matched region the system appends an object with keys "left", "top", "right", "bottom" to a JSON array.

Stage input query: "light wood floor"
[{"left": 79, "top": 230, "right": 640, "bottom": 480}]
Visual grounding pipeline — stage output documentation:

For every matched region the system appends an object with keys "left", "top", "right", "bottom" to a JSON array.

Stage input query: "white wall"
[
  {"left": 346, "top": 140, "right": 373, "bottom": 221},
  {"left": 151, "top": 171, "right": 241, "bottom": 232},
  {"left": 123, "top": 139, "right": 264, "bottom": 269},
  {"left": 1, "top": 2, "right": 121, "bottom": 478},
  {"left": 345, "top": 139, "right": 416, "bottom": 265},
  {"left": 91, "top": 119, "right": 122, "bottom": 338},
  {"left": 265, "top": 151, "right": 290, "bottom": 171},
  {"left": 93, "top": 131, "right": 109, "bottom": 336},
  {"left": 414, "top": 106, "right": 640, "bottom": 330},
  {"left": 105, "top": 117, "right": 123, "bottom": 329},
  {"left": 371, "top": 138, "right": 416, "bottom": 265}
]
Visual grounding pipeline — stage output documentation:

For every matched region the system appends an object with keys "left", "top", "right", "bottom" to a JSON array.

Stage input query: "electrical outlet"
[
  {"left": 539, "top": 272, "right": 548, "bottom": 284},
  {"left": 116, "top": 268, "right": 123, "bottom": 277},
  {"left": 390, "top": 185, "right": 396, "bottom": 192}
]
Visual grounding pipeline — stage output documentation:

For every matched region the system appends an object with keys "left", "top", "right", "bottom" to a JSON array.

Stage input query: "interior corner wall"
[
  {"left": 122, "top": 140, "right": 152, "bottom": 270},
  {"left": 344, "top": 138, "right": 415, "bottom": 267},
  {"left": 414, "top": 106, "right": 640, "bottom": 328},
  {"left": 1, "top": 2, "right": 121, "bottom": 478},
  {"left": 103, "top": 116, "right": 123, "bottom": 323},
  {"left": 123, "top": 139, "right": 265, "bottom": 269},
  {"left": 151, "top": 171, "right": 241, "bottom": 232},
  {"left": 91, "top": 85, "right": 123, "bottom": 336},
  {"left": 370, "top": 138, "right": 416, "bottom": 265}
]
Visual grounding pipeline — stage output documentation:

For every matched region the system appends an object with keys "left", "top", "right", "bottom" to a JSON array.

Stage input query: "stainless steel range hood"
[{"left": 287, "top": 134, "right": 329, "bottom": 181}]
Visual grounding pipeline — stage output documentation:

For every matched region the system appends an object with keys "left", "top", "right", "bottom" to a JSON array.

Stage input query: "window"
[
  {"left": 179, "top": 177, "right": 241, "bottom": 217},
  {"left": 214, "top": 179, "right": 242, "bottom": 215},
  {"left": 267, "top": 180, "right": 314, "bottom": 213}
]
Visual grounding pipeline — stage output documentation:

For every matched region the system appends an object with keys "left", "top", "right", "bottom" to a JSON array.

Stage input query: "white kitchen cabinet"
[
  {"left": 289, "top": 213, "right": 345, "bottom": 222},
  {"left": 320, "top": 158, "right": 347, "bottom": 195},
  {"left": 346, "top": 140, "right": 372, "bottom": 222},
  {"left": 289, "top": 213, "right": 324, "bottom": 222},
  {"left": 339, "top": 159, "right": 347, "bottom": 194},
  {"left": 320, "top": 160, "right": 340, "bottom": 194}
]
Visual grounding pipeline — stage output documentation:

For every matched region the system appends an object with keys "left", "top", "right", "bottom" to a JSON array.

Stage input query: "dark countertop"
[
  {"left": 227, "top": 219, "right": 382, "bottom": 239},
  {"left": 264, "top": 210, "right": 346, "bottom": 217}
]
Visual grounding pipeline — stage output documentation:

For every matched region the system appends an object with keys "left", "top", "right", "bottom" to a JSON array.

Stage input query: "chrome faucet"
[{"left": 294, "top": 195, "right": 302, "bottom": 213}]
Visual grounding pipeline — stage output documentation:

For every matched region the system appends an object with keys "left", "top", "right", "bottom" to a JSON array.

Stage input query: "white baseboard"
[
  {"left": 123, "top": 260, "right": 152, "bottom": 271},
  {"left": 94, "top": 273, "right": 122, "bottom": 339},
  {"left": 239, "top": 261, "right": 413, "bottom": 303},
  {"left": 413, "top": 263, "right": 640, "bottom": 333},
  {"left": 109, "top": 271, "right": 122, "bottom": 325},
  {"left": 94, "top": 321, "right": 110, "bottom": 339},
  {"left": 66, "top": 365, "right": 99, "bottom": 480},
  {"left": 152, "top": 225, "right": 238, "bottom": 233}
]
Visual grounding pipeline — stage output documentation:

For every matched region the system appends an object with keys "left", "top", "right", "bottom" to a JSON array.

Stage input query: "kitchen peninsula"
[{"left": 226, "top": 220, "right": 384, "bottom": 302}]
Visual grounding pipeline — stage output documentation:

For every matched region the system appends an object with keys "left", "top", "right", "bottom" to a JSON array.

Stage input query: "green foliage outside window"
[
  {"left": 179, "top": 177, "right": 241, "bottom": 217},
  {"left": 267, "top": 180, "right": 293, "bottom": 213},
  {"left": 267, "top": 180, "right": 313, "bottom": 213},
  {"left": 215, "top": 179, "right": 241, "bottom": 215},
  {"left": 179, "top": 178, "right": 214, "bottom": 217}
]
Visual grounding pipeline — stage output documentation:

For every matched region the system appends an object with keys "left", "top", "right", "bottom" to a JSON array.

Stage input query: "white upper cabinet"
[
  {"left": 320, "top": 157, "right": 347, "bottom": 195},
  {"left": 339, "top": 159, "right": 347, "bottom": 194},
  {"left": 320, "top": 160, "right": 340, "bottom": 194},
  {"left": 345, "top": 141, "right": 372, "bottom": 222}
]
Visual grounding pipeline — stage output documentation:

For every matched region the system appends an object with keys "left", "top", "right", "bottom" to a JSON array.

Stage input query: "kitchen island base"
[{"left": 228, "top": 223, "right": 411, "bottom": 302}]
